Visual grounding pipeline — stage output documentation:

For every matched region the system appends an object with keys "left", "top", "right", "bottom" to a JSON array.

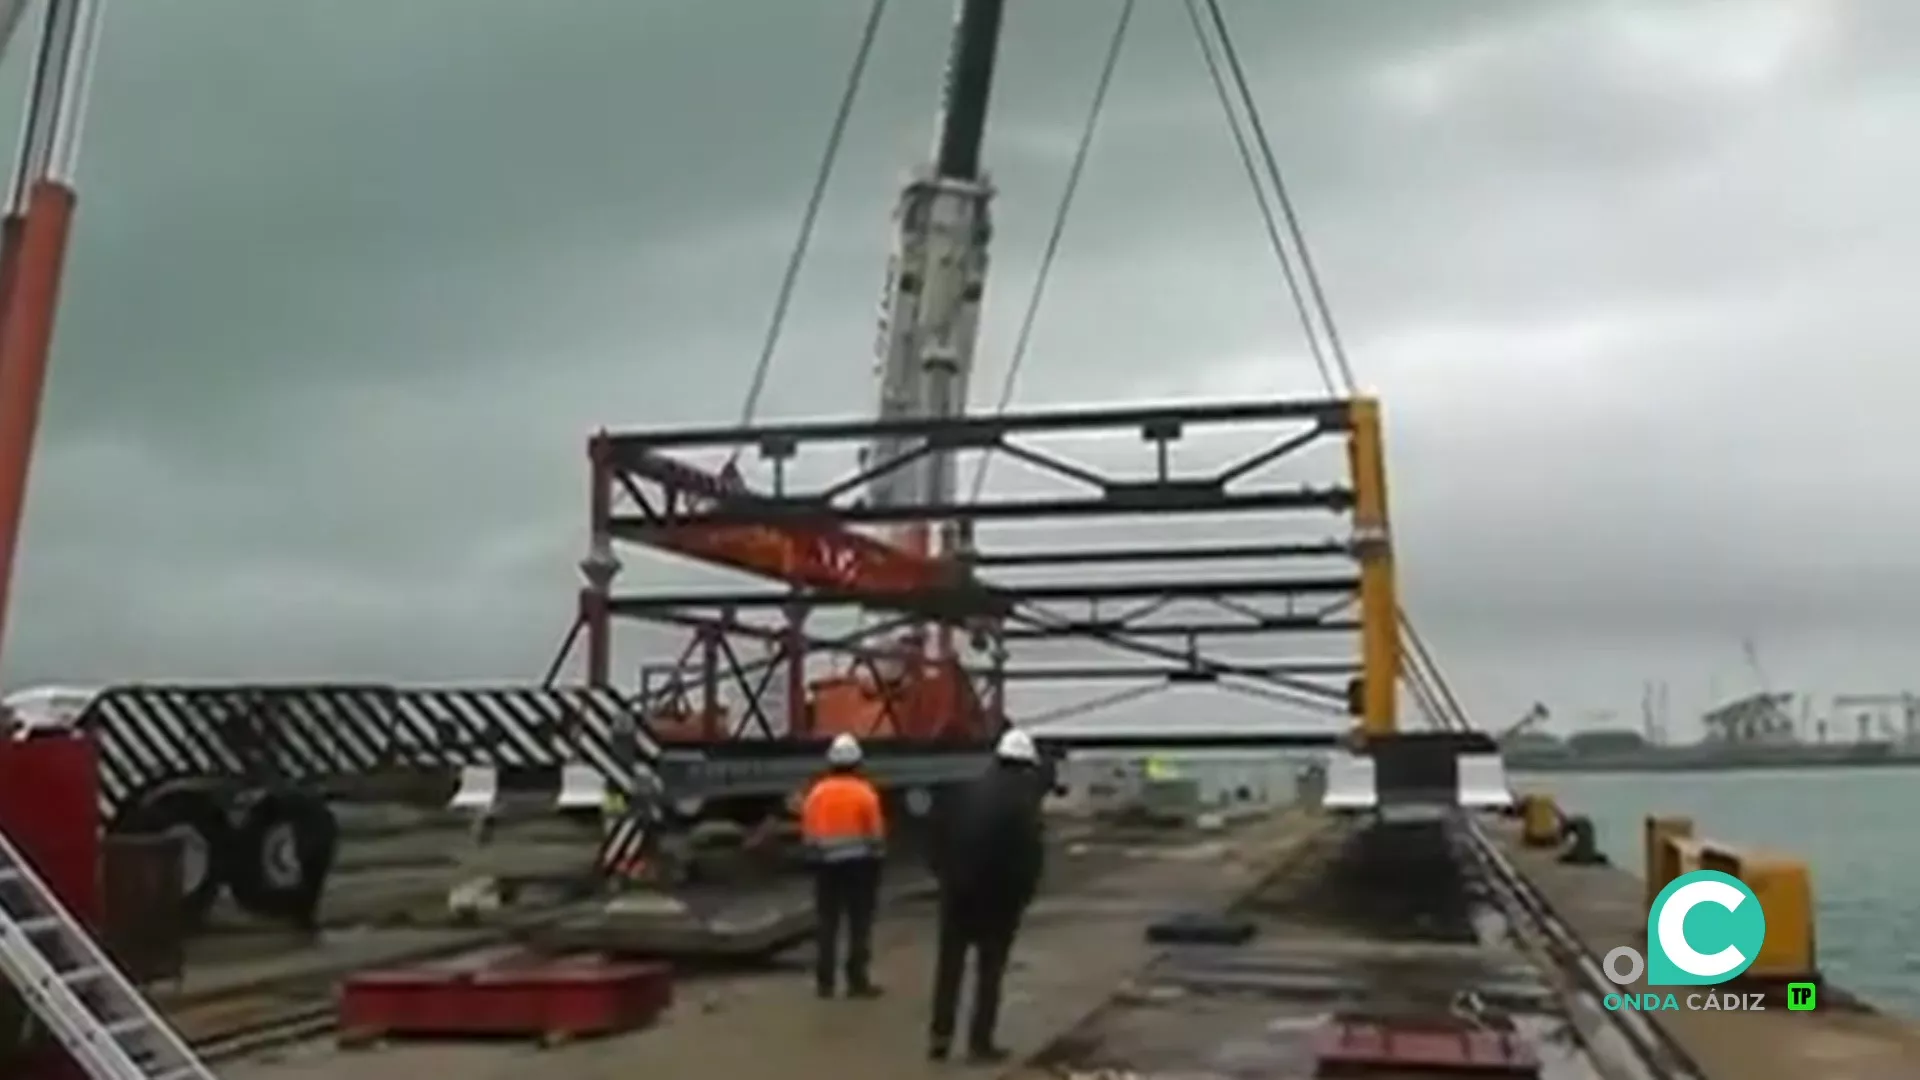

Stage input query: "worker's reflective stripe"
[{"left": 807, "top": 835, "right": 884, "bottom": 862}]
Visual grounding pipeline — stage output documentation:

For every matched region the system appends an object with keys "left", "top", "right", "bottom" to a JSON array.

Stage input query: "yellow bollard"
[
  {"left": 1520, "top": 794, "right": 1562, "bottom": 847},
  {"left": 1638, "top": 815, "right": 1820, "bottom": 982},
  {"left": 1642, "top": 814, "right": 1695, "bottom": 915},
  {"left": 1736, "top": 852, "right": 1817, "bottom": 981}
]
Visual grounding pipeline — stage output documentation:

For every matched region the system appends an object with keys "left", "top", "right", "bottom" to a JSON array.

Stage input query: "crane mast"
[{"left": 864, "top": 0, "right": 1005, "bottom": 564}]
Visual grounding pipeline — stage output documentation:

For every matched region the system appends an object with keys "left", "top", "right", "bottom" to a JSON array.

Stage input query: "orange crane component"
[
  {"left": 0, "top": 1, "right": 103, "bottom": 667},
  {"left": 615, "top": 448, "right": 994, "bottom": 745},
  {"left": 620, "top": 449, "right": 965, "bottom": 596}
]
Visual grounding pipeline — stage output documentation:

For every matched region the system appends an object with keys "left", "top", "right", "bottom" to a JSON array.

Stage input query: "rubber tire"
[
  {"left": 112, "top": 784, "right": 234, "bottom": 929},
  {"left": 227, "top": 789, "right": 338, "bottom": 924}
]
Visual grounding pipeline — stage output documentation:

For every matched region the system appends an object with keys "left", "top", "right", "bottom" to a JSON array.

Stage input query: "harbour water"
[{"left": 1517, "top": 766, "right": 1920, "bottom": 1017}]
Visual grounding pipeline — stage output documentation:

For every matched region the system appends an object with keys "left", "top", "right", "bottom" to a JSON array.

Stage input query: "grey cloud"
[{"left": 6, "top": 1, "right": 1917, "bottom": 743}]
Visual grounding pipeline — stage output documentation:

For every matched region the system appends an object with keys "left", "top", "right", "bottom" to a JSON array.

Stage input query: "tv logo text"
[{"left": 1602, "top": 869, "right": 1767, "bottom": 1011}]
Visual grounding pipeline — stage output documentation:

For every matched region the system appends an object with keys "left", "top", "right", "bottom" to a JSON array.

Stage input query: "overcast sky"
[{"left": 4, "top": 0, "right": 1916, "bottom": 739}]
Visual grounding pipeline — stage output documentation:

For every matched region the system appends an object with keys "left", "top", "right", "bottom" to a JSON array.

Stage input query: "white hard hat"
[
  {"left": 995, "top": 727, "right": 1038, "bottom": 763},
  {"left": 827, "top": 733, "right": 863, "bottom": 766}
]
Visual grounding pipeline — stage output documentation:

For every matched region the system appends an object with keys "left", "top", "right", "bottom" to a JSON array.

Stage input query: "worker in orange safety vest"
[{"left": 801, "top": 732, "right": 887, "bottom": 998}]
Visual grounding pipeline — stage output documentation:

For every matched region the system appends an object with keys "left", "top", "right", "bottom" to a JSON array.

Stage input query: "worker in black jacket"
[{"left": 927, "top": 727, "right": 1047, "bottom": 1064}]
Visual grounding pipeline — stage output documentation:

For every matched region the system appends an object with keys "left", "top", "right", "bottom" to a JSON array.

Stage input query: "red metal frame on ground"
[
  {"left": 338, "top": 953, "right": 673, "bottom": 1047},
  {"left": 1312, "top": 1015, "right": 1542, "bottom": 1076}
]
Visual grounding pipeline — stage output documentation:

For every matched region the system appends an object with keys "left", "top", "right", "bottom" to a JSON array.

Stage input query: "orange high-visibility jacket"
[{"left": 801, "top": 773, "right": 886, "bottom": 863}]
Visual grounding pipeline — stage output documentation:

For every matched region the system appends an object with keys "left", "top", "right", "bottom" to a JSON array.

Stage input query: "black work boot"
[
  {"left": 966, "top": 1044, "right": 1011, "bottom": 1066},
  {"left": 928, "top": 1038, "right": 951, "bottom": 1062}
]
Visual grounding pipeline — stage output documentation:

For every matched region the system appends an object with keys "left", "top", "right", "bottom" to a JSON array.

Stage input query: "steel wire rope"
[
  {"left": 728, "top": 0, "right": 889, "bottom": 464},
  {"left": 972, "top": 0, "right": 1355, "bottom": 731},
  {"left": 1200, "top": 0, "right": 1357, "bottom": 395},
  {"left": 1202, "top": 1, "right": 1484, "bottom": 730},
  {"left": 1189, "top": 34, "right": 1683, "bottom": 1072},
  {"left": 547, "top": 0, "right": 882, "bottom": 671},
  {"left": 1014, "top": 681, "right": 1169, "bottom": 729},
  {"left": 966, "top": 0, "right": 1135, "bottom": 502},
  {"left": 1182, "top": 0, "right": 1341, "bottom": 397}
]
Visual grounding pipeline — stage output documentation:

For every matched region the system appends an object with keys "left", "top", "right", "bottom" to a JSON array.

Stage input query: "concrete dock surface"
[
  {"left": 220, "top": 810, "right": 1327, "bottom": 1080},
  {"left": 1494, "top": 824, "right": 1920, "bottom": 1080},
  {"left": 204, "top": 806, "right": 1920, "bottom": 1080}
]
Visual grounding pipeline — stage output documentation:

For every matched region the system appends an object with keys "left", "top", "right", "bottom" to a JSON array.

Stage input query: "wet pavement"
[
  {"left": 1023, "top": 819, "right": 1601, "bottom": 1080},
  {"left": 218, "top": 811, "right": 1328, "bottom": 1080},
  {"left": 193, "top": 807, "right": 1920, "bottom": 1080}
]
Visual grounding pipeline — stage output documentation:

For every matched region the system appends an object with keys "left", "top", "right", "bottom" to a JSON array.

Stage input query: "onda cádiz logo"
[{"left": 1602, "top": 869, "right": 1770, "bottom": 1012}]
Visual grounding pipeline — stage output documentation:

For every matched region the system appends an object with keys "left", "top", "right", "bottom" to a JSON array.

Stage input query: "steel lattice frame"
[{"left": 571, "top": 396, "right": 1401, "bottom": 745}]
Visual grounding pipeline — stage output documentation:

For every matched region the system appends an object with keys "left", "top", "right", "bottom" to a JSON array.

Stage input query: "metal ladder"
[{"left": 0, "top": 825, "right": 216, "bottom": 1080}]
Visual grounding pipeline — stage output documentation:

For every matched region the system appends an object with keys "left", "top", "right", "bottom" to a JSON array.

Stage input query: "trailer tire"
[
  {"left": 227, "top": 789, "right": 338, "bottom": 926},
  {"left": 113, "top": 784, "right": 234, "bottom": 928}
]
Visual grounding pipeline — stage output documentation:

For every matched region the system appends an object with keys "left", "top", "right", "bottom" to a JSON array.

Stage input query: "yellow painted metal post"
[{"left": 1346, "top": 397, "right": 1398, "bottom": 738}]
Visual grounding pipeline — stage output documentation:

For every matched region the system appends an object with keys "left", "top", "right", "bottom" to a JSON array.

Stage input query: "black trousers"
[
  {"left": 813, "top": 858, "right": 881, "bottom": 992},
  {"left": 929, "top": 895, "right": 1023, "bottom": 1051},
  {"left": 291, "top": 809, "right": 339, "bottom": 931}
]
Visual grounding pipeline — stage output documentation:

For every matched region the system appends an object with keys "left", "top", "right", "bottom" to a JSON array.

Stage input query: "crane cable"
[
  {"left": 1015, "top": 680, "right": 1167, "bottom": 729},
  {"left": 1198, "top": 0, "right": 1358, "bottom": 396},
  {"left": 1182, "top": 0, "right": 1342, "bottom": 399},
  {"left": 967, "top": 0, "right": 1135, "bottom": 502},
  {"left": 961, "top": 0, "right": 1371, "bottom": 727},
  {"left": 730, "top": 0, "right": 889, "bottom": 460},
  {"left": 1198, "top": 0, "right": 1471, "bottom": 731}
]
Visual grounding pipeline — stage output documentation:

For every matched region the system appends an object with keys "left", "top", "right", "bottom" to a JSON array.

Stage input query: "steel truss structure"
[
  {"left": 570, "top": 395, "right": 1402, "bottom": 774},
  {"left": 70, "top": 685, "right": 654, "bottom": 823}
]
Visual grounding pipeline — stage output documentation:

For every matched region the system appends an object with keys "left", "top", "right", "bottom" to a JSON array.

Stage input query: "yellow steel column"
[{"left": 1345, "top": 396, "right": 1398, "bottom": 738}]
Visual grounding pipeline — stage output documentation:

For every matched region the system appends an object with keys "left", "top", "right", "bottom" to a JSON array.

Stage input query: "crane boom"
[
  {"left": 932, "top": 0, "right": 1005, "bottom": 182},
  {"left": 619, "top": 4, "right": 1005, "bottom": 604},
  {"left": 864, "top": 0, "right": 1005, "bottom": 554}
]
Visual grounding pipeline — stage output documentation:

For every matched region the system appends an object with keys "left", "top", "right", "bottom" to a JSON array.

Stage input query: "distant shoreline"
[{"left": 1508, "top": 756, "right": 1920, "bottom": 775}]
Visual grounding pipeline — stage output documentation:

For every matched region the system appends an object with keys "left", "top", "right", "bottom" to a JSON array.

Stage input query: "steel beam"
[
  {"left": 1348, "top": 397, "right": 1398, "bottom": 736},
  {"left": 999, "top": 617, "right": 1360, "bottom": 640},
  {"left": 605, "top": 575, "right": 1358, "bottom": 617},
  {"left": 597, "top": 397, "right": 1351, "bottom": 457},
  {"left": 609, "top": 486, "right": 1348, "bottom": 530},
  {"left": 971, "top": 540, "right": 1350, "bottom": 567},
  {"left": 996, "top": 661, "right": 1359, "bottom": 681},
  {"left": 1038, "top": 729, "right": 1342, "bottom": 751}
]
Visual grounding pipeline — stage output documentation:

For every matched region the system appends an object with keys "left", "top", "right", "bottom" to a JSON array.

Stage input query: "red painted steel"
[
  {"left": 0, "top": 733, "right": 101, "bottom": 1080},
  {"left": 1312, "top": 1016, "right": 1540, "bottom": 1076},
  {"left": 338, "top": 953, "right": 673, "bottom": 1045},
  {"left": 0, "top": 733, "right": 101, "bottom": 926},
  {"left": 623, "top": 450, "right": 960, "bottom": 594},
  {"left": 0, "top": 180, "right": 78, "bottom": 660}
]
